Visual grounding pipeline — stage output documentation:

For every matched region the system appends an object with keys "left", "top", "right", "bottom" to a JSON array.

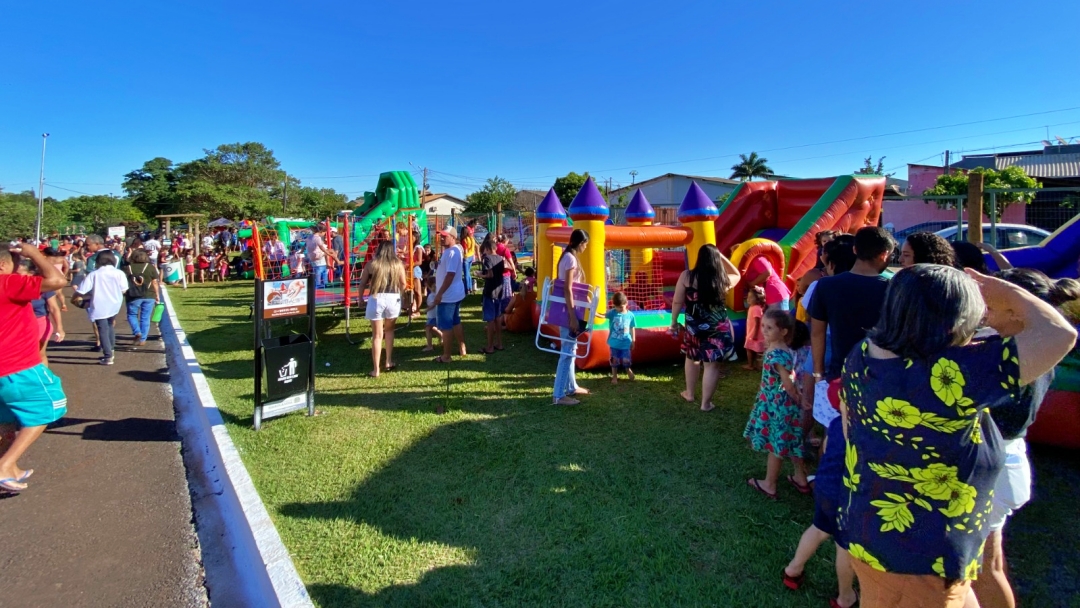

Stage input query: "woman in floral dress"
[
  {"left": 838, "top": 265, "right": 1075, "bottom": 608},
  {"left": 670, "top": 244, "right": 741, "bottom": 412}
]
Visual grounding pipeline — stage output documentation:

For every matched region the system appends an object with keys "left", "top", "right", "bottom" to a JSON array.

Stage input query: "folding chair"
[{"left": 535, "top": 277, "right": 600, "bottom": 358}]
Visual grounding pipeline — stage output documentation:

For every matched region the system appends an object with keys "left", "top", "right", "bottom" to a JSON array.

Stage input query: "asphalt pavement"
[{"left": 0, "top": 296, "right": 207, "bottom": 607}]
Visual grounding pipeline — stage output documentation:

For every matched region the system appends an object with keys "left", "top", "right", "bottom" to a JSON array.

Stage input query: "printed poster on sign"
[
  {"left": 263, "top": 278, "right": 309, "bottom": 319},
  {"left": 107, "top": 226, "right": 126, "bottom": 240}
]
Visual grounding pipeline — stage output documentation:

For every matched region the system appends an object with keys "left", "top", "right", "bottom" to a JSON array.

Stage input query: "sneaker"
[{"left": 99, "top": 356, "right": 115, "bottom": 365}]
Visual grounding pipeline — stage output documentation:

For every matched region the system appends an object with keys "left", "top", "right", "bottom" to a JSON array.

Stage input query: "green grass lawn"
[{"left": 170, "top": 281, "right": 1080, "bottom": 608}]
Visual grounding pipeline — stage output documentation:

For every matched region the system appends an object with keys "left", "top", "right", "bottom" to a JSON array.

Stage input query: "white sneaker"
[{"left": 99, "top": 356, "right": 115, "bottom": 365}]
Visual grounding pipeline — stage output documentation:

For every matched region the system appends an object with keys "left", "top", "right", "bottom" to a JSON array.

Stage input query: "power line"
[{"left": 503, "top": 105, "right": 1080, "bottom": 180}]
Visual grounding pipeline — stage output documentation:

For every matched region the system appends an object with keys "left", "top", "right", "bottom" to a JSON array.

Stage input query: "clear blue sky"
[{"left": 2, "top": 0, "right": 1078, "bottom": 200}]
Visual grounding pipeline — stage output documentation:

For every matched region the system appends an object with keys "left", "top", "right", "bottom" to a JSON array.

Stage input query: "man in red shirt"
[{"left": 0, "top": 243, "right": 68, "bottom": 494}]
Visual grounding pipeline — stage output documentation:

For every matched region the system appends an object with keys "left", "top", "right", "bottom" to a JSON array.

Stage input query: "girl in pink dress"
[{"left": 743, "top": 286, "right": 766, "bottom": 370}]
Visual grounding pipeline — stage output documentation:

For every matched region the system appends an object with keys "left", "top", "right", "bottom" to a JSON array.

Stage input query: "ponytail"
[{"left": 1049, "top": 278, "right": 1080, "bottom": 307}]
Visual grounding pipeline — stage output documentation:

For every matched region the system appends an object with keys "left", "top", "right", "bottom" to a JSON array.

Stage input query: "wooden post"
[
  {"left": 966, "top": 172, "right": 984, "bottom": 244},
  {"left": 194, "top": 219, "right": 201, "bottom": 256}
]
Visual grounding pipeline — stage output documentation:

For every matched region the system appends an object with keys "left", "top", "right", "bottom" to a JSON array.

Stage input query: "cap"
[{"left": 438, "top": 227, "right": 457, "bottom": 239}]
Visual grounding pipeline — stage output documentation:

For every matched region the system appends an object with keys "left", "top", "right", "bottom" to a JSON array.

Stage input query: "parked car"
[
  {"left": 934, "top": 223, "right": 1050, "bottom": 249},
  {"left": 890, "top": 221, "right": 957, "bottom": 242}
]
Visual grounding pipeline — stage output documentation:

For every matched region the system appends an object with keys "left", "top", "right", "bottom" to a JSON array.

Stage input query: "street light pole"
[{"left": 35, "top": 133, "right": 50, "bottom": 243}]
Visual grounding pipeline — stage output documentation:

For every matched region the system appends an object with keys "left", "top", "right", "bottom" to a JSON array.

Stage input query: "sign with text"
[
  {"left": 262, "top": 278, "right": 309, "bottom": 319},
  {"left": 107, "top": 226, "right": 126, "bottom": 239}
]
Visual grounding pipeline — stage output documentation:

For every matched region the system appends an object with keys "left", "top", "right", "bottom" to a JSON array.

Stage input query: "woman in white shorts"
[{"left": 357, "top": 241, "right": 406, "bottom": 377}]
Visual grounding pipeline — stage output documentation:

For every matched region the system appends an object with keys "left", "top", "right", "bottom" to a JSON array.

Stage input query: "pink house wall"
[{"left": 883, "top": 164, "right": 1025, "bottom": 231}]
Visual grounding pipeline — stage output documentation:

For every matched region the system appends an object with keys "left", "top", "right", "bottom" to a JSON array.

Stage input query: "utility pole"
[
  {"left": 629, "top": 170, "right": 638, "bottom": 185},
  {"left": 943, "top": 150, "right": 950, "bottom": 175},
  {"left": 35, "top": 133, "right": 49, "bottom": 243},
  {"left": 422, "top": 167, "right": 429, "bottom": 196},
  {"left": 282, "top": 173, "right": 288, "bottom": 215}
]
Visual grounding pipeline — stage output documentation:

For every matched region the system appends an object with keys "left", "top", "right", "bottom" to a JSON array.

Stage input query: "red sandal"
[{"left": 782, "top": 570, "right": 804, "bottom": 590}]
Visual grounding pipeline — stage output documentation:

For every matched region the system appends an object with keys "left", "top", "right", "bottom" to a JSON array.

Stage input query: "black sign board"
[{"left": 253, "top": 275, "right": 316, "bottom": 430}]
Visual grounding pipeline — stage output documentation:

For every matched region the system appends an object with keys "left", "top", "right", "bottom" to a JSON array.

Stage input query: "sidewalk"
[{"left": 0, "top": 298, "right": 207, "bottom": 607}]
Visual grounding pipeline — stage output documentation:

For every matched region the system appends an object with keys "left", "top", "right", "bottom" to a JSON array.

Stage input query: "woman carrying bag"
[{"left": 124, "top": 249, "right": 161, "bottom": 347}]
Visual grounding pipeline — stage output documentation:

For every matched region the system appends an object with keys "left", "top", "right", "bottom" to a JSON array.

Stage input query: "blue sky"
[{"left": 2, "top": 0, "right": 1078, "bottom": 200}]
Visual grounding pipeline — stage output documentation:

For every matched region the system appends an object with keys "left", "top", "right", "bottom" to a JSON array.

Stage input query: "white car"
[{"left": 934, "top": 223, "right": 1050, "bottom": 249}]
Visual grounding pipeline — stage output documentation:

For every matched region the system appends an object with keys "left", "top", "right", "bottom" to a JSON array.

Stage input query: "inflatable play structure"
[
  {"left": 520, "top": 174, "right": 887, "bottom": 369},
  {"left": 987, "top": 214, "right": 1080, "bottom": 449}
]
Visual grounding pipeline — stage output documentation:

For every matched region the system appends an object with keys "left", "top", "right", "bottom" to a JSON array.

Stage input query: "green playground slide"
[{"left": 351, "top": 171, "right": 429, "bottom": 249}]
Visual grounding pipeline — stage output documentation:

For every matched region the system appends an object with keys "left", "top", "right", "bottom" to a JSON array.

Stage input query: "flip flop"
[
  {"left": 384, "top": 364, "right": 398, "bottom": 372},
  {"left": 829, "top": 595, "right": 859, "bottom": 608},
  {"left": 17, "top": 469, "right": 33, "bottom": 482},
  {"left": 700, "top": 403, "right": 716, "bottom": 412},
  {"left": 0, "top": 478, "right": 27, "bottom": 493},
  {"left": 433, "top": 356, "right": 451, "bottom": 364},
  {"left": 782, "top": 570, "right": 804, "bottom": 590},
  {"left": 747, "top": 478, "right": 778, "bottom": 501},
  {"left": 787, "top": 475, "right": 813, "bottom": 495}
]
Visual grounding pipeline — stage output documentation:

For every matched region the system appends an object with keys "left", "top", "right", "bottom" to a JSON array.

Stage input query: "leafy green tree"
[
  {"left": 293, "top": 186, "right": 349, "bottom": 220},
  {"left": 58, "top": 195, "right": 146, "bottom": 233},
  {"left": 0, "top": 191, "right": 69, "bottom": 240},
  {"left": 122, "top": 157, "right": 178, "bottom": 217},
  {"left": 922, "top": 166, "right": 1041, "bottom": 216},
  {"left": 173, "top": 142, "right": 286, "bottom": 219},
  {"left": 465, "top": 176, "right": 517, "bottom": 214},
  {"left": 855, "top": 156, "right": 895, "bottom": 177},
  {"left": 552, "top": 172, "right": 596, "bottom": 207},
  {"left": 730, "top": 152, "right": 773, "bottom": 181}
]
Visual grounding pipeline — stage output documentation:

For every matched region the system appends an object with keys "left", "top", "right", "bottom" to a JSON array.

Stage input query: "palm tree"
[{"left": 730, "top": 152, "right": 774, "bottom": 181}]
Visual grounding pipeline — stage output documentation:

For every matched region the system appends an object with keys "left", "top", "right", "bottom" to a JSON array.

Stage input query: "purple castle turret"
[{"left": 677, "top": 182, "right": 720, "bottom": 223}]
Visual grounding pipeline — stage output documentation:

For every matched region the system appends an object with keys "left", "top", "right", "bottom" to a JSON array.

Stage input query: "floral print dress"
[
  {"left": 838, "top": 337, "right": 1020, "bottom": 581},
  {"left": 743, "top": 348, "right": 805, "bottom": 458},
  {"left": 681, "top": 285, "right": 735, "bottom": 363}
]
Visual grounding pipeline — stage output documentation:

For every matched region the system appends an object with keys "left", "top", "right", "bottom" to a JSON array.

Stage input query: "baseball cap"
[{"left": 438, "top": 227, "right": 457, "bottom": 239}]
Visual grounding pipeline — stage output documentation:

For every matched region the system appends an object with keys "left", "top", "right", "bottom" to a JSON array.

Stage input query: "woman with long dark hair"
[
  {"left": 553, "top": 229, "right": 590, "bottom": 405},
  {"left": 357, "top": 241, "right": 407, "bottom": 377},
  {"left": 670, "top": 244, "right": 741, "bottom": 411}
]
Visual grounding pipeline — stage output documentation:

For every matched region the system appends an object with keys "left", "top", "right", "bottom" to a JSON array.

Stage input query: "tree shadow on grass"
[{"left": 277, "top": 410, "right": 824, "bottom": 607}]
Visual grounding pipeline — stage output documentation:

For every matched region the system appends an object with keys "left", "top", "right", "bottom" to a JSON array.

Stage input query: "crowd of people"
[
  {"left": 0, "top": 228, "right": 190, "bottom": 495},
  {"left": 538, "top": 223, "right": 1078, "bottom": 608}
]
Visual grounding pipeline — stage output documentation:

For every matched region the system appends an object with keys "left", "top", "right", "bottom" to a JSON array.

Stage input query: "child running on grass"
[
  {"left": 605, "top": 292, "right": 636, "bottom": 384},
  {"left": 743, "top": 308, "right": 808, "bottom": 500},
  {"left": 421, "top": 274, "right": 443, "bottom": 352},
  {"left": 743, "top": 286, "right": 766, "bottom": 370}
]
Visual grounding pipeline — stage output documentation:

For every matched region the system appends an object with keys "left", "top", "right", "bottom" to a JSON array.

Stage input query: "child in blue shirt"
[{"left": 606, "top": 292, "right": 636, "bottom": 384}]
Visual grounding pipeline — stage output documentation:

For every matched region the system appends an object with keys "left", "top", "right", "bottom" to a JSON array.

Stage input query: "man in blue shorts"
[
  {"left": 431, "top": 227, "right": 467, "bottom": 363},
  {"left": 0, "top": 243, "right": 69, "bottom": 494}
]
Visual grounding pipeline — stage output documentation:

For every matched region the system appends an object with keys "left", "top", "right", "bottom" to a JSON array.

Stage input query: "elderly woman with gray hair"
[{"left": 837, "top": 264, "right": 1075, "bottom": 608}]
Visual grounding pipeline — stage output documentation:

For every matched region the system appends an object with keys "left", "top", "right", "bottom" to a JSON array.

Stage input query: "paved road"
[{"left": 0, "top": 298, "right": 206, "bottom": 607}]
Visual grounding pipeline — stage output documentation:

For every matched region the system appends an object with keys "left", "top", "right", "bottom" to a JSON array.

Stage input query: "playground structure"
[
  {"left": 247, "top": 171, "right": 428, "bottom": 341},
  {"left": 526, "top": 175, "right": 887, "bottom": 370}
]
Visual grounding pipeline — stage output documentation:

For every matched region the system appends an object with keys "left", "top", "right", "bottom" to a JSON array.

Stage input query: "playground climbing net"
[{"left": 605, "top": 247, "right": 682, "bottom": 312}]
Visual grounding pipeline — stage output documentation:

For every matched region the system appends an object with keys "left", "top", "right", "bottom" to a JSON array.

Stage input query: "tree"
[
  {"left": 58, "top": 195, "right": 147, "bottom": 233},
  {"left": 855, "top": 156, "right": 895, "bottom": 177},
  {"left": 293, "top": 186, "right": 349, "bottom": 220},
  {"left": 730, "top": 152, "right": 773, "bottom": 181},
  {"left": 552, "top": 172, "right": 593, "bottom": 207},
  {"left": 465, "top": 176, "right": 517, "bottom": 215},
  {"left": 122, "top": 157, "right": 178, "bottom": 217},
  {"left": 173, "top": 142, "right": 287, "bottom": 219},
  {"left": 922, "top": 166, "right": 1041, "bottom": 217}
]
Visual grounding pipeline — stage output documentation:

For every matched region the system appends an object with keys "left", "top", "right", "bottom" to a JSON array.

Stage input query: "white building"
[
  {"left": 421, "top": 192, "right": 467, "bottom": 217},
  {"left": 608, "top": 173, "right": 740, "bottom": 208}
]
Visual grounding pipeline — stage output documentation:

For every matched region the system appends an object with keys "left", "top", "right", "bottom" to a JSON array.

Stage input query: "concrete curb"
[{"left": 161, "top": 286, "right": 314, "bottom": 608}]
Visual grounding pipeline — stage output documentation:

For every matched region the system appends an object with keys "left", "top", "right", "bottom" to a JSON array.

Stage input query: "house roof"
[
  {"left": 421, "top": 192, "right": 467, "bottom": 206},
  {"left": 608, "top": 173, "right": 740, "bottom": 196},
  {"left": 950, "top": 145, "right": 1080, "bottom": 179}
]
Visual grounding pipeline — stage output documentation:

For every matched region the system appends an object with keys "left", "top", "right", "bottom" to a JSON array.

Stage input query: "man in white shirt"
[
  {"left": 432, "top": 227, "right": 467, "bottom": 363},
  {"left": 306, "top": 224, "right": 334, "bottom": 288},
  {"left": 75, "top": 250, "right": 130, "bottom": 365},
  {"left": 201, "top": 233, "right": 215, "bottom": 253},
  {"left": 143, "top": 234, "right": 162, "bottom": 267}
]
